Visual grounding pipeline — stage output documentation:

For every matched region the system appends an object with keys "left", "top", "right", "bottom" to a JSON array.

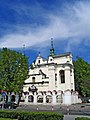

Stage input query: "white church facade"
[{"left": 23, "top": 40, "right": 81, "bottom": 105}]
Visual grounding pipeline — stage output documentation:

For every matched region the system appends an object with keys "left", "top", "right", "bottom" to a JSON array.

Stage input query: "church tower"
[{"left": 50, "top": 38, "right": 54, "bottom": 56}]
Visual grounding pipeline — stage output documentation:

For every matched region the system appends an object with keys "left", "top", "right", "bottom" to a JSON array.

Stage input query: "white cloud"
[{"left": 0, "top": 1, "right": 90, "bottom": 51}]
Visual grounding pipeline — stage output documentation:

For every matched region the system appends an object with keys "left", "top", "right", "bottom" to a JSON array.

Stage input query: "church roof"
[
  {"left": 53, "top": 52, "right": 71, "bottom": 58},
  {"left": 37, "top": 53, "right": 47, "bottom": 61}
]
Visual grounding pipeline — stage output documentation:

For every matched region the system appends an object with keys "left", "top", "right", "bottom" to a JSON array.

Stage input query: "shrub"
[
  {"left": 75, "top": 117, "right": 90, "bottom": 120},
  {"left": 0, "top": 110, "right": 63, "bottom": 120}
]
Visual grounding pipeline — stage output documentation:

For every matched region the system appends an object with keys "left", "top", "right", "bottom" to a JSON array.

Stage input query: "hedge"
[
  {"left": 0, "top": 110, "right": 63, "bottom": 120},
  {"left": 0, "top": 118, "right": 17, "bottom": 120},
  {"left": 75, "top": 117, "right": 90, "bottom": 120}
]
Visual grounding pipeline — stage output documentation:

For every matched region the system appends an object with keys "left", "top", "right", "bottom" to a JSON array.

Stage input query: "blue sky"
[{"left": 0, "top": 0, "right": 90, "bottom": 64}]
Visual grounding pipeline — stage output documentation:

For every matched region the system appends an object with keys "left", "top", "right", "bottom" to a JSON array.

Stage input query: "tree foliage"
[
  {"left": 0, "top": 48, "right": 28, "bottom": 93},
  {"left": 73, "top": 57, "right": 90, "bottom": 97}
]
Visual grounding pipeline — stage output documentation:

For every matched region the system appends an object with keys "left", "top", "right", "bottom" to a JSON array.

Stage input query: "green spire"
[{"left": 50, "top": 38, "right": 54, "bottom": 56}]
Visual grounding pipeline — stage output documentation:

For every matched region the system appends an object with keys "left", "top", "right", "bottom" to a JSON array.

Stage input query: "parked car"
[{"left": 4, "top": 101, "right": 18, "bottom": 109}]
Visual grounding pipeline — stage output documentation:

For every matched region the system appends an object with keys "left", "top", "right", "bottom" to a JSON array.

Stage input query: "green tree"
[
  {"left": 0, "top": 48, "right": 28, "bottom": 93},
  {"left": 73, "top": 57, "right": 90, "bottom": 97}
]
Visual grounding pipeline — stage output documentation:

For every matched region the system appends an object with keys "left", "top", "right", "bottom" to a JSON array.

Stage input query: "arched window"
[
  {"left": 32, "top": 77, "right": 35, "bottom": 83},
  {"left": 55, "top": 73, "right": 57, "bottom": 85},
  {"left": 59, "top": 70, "right": 65, "bottom": 83},
  {"left": 38, "top": 60, "right": 40, "bottom": 64}
]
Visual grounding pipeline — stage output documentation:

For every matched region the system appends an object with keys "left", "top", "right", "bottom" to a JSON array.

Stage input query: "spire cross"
[{"left": 51, "top": 38, "right": 53, "bottom": 48}]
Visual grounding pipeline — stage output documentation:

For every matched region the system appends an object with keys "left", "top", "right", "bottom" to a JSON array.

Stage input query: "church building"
[{"left": 23, "top": 39, "right": 81, "bottom": 105}]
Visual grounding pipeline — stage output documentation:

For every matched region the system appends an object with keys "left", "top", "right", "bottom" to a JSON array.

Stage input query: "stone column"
[
  {"left": 34, "top": 92, "right": 37, "bottom": 104},
  {"left": 25, "top": 95, "right": 28, "bottom": 103},
  {"left": 15, "top": 93, "right": 19, "bottom": 103},
  {"left": 62, "top": 93, "right": 64, "bottom": 104},
  {"left": 8, "top": 92, "right": 11, "bottom": 102},
  {"left": 43, "top": 94, "right": 46, "bottom": 104},
  {"left": 52, "top": 93, "right": 56, "bottom": 104},
  {"left": 71, "top": 69, "right": 75, "bottom": 91},
  {"left": 75, "top": 92, "right": 79, "bottom": 103},
  {"left": 71, "top": 92, "right": 76, "bottom": 104},
  {"left": 65, "top": 67, "right": 71, "bottom": 90},
  {"left": 48, "top": 66, "right": 55, "bottom": 90}
]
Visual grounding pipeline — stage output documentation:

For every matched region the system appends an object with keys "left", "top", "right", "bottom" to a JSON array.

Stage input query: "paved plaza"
[
  {"left": 17, "top": 103, "right": 90, "bottom": 116},
  {"left": 16, "top": 103, "right": 90, "bottom": 120}
]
